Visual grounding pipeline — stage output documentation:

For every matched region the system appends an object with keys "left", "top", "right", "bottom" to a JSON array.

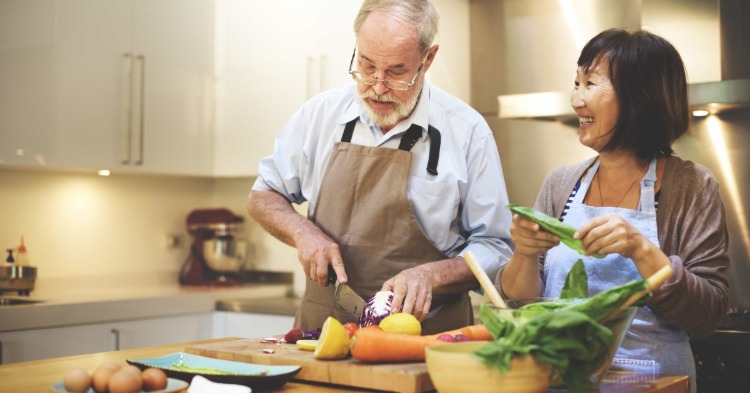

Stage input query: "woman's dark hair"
[{"left": 578, "top": 28, "right": 690, "bottom": 160}]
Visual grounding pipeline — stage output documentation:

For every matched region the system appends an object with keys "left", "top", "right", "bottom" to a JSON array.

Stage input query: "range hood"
[
  {"left": 498, "top": 79, "right": 750, "bottom": 123},
  {"left": 495, "top": 0, "right": 750, "bottom": 123}
]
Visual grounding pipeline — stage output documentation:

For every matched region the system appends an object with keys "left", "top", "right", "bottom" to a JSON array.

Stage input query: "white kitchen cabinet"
[
  {"left": 213, "top": 311, "right": 294, "bottom": 339},
  {"left": 0, "top": 312, "right": 213, "bottom": 364},
  {"left": 52, "top": 0, "right": 215, "bottom": 176},
  {"left": 213, "top": 0, "right": 361, "bottom": 176},
  {"left": 0, "top": 0, "right": 56, "bottom": 167}
]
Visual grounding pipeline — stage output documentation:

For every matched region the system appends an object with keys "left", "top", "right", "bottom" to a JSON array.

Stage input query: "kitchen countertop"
[
  {"left": 0, "top": 272, "right": 294, "bottom": 332},
  {"left": 0, "top": 337, "right": 690, "bottom": 393},
  {"left": 215, "top": 292, "right": 488, "bottom": 323}
]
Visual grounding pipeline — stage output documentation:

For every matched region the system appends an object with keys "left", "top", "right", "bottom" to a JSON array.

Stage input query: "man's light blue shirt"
[{"left": 253, "top": 81, "right": 513, "bottom": 282}]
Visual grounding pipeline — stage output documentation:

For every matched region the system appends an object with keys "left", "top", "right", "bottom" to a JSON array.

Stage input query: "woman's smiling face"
[{"left": 570, "top": 59, "right": 620, "bottom": 151}]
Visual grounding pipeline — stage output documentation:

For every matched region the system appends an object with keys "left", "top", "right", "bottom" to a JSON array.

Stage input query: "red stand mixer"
[{"left": 179, "top": 208, "right": 249, "bottom": 286}]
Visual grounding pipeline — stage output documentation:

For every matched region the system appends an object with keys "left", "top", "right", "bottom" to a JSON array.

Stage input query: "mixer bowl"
[{"left": 203, "top": 238, "right": 248, "bottom": 273}]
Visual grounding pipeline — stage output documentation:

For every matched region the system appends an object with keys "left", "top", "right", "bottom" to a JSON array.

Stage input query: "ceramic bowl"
[{"left": 426, "top": 341, "right": 553, "bottom": 393}]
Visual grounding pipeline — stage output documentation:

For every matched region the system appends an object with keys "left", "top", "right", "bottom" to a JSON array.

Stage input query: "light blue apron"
[{"left": 543, "top": 158, "right": 696, "bottom": 392}]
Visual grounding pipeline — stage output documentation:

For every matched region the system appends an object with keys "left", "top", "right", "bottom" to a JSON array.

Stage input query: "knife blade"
[{"left": 328, "top": 266, "right": 366, "bottom": 318}]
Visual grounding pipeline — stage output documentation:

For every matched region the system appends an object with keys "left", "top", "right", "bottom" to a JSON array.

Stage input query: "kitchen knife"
[{"left": 327, "top": 266, "right": 366, "bottom": 318}]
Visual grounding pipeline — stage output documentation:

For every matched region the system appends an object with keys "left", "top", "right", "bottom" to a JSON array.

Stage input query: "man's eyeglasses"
[{"left": 348, "top": 47, "right": 424, "bottom": 91}]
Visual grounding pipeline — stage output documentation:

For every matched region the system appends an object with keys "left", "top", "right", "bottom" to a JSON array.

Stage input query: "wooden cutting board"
[{"left": 185, "top": 338, "right": 434, "bottom": 393}]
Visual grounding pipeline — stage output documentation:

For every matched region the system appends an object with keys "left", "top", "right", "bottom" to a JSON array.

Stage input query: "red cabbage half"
[{"left": 359, "top": 290, "right": 394, "bottom": 327}]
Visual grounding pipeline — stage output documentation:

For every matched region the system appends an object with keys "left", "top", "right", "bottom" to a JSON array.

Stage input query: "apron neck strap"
[{"left": 340, "top": 119, "right": 441, "bottom": 176}]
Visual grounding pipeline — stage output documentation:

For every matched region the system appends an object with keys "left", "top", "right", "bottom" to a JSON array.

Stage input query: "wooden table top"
[{"left": 0, "top": 338, "right": 689, "bottom": 393}]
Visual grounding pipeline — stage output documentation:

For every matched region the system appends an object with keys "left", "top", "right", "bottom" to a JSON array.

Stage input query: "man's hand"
[
  {"left": 295, "top": 232, "right": 347, "bottom": 286},
  {"left": 381, "top": 267, "right": 433, "bottom": 321},
  {"left": 247, "top": 189, "right": 348, "bottom": 287}
]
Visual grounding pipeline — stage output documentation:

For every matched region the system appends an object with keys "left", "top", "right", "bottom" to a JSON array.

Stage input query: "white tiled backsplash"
[{"left": 0, "top": 168, "right": 303, "bottom": 295}]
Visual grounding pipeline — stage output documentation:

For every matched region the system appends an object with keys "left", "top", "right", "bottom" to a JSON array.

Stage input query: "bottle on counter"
[
  {"left": 5, "top": 248, "right": 14, "bottom": 264},
  {"left": 15, "top": 236, "right": 30, "bottom": 266}
]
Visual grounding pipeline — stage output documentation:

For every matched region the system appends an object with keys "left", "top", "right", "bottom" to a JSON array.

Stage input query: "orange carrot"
[
  {"left": 425, "top": 324, "right": 492, "bottom": 341},
  {"left": 350, "top": 324, "right": 493, "bottom": 363},
  {"left": 350, "top": 328, "right": 435, "bottom": 362}
]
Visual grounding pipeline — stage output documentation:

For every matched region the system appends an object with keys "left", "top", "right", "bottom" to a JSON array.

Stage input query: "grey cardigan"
[{"left": 527, "top": 155, "right": 730, "bottom": 337}]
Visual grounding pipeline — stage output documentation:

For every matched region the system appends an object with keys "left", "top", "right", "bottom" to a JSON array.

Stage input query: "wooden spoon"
[{"left": 464, "top": 251, "right": 508, "bottom": 309}]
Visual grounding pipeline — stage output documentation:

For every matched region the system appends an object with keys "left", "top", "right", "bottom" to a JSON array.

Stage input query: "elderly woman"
[{"left": 495, "top": 28, "right": 729, "bottom": 391}]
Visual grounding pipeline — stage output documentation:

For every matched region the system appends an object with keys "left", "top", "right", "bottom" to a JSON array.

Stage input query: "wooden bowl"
[{"left": 425, "top": 341, "right": 552, "bottom": 393}]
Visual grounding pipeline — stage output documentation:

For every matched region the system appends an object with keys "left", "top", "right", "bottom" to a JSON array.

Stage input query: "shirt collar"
[{"left": 339, "top": 82, "right": 431, "bottom": 140}]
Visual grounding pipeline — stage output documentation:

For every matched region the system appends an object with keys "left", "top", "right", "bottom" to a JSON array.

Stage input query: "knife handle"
[{"left": 327, "top": 265, "right": 337, "bottom": 285}]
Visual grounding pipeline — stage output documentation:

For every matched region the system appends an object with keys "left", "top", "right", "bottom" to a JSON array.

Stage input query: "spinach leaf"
[
  {"left": 506, "top": 204, "right": 604, "bottom": 258},
  {"left": 561, "top": 259, "right": 588, "bottom": 299}
]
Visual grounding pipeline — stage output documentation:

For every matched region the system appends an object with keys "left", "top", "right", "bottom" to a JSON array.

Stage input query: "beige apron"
[{"left": 294, "top": 119, "right": 472, "bottom": 335}]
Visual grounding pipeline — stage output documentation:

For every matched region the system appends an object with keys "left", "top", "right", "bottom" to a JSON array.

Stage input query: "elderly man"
[{"left": 247, "top": 0, "right": 512, "bottom": 334}]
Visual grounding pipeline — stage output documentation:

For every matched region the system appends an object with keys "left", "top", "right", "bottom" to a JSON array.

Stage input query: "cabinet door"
[
  {"left": 131, "top": 0, "right": 215, "bottom": 175},
  {"left": 53, "top": 0, "right": 214, "bottom": 176},
  {"left": 109, "top": 312, "right": 214, "bottom": 349},
  {"left": 213, "top": 0, "right": 312, "bottom": 176},
  {"left": 0, "top": 324, "right": 109, "bottom": 364},
  {"left": 0, "top": 313, "right": 213, "bottom": 364},
  {"left": 213, "top": 311, "right": 294, "bottom": 339},
  {"left": 53, "top": 0, "right": 133, "bottom": 171},
  {"left": 0, "top": 0, "right": 56, "bottom": 167},
  {"left": 213, "top": 0, "right": 358, "bottom": 177}
]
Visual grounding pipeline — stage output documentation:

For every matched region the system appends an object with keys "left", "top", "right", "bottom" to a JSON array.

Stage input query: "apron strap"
[
  {"left": 341, "top": 119, "right": 357, "bottom": 142},
  {"left": 340, "top": 119, "right": 440, "bottom": 175},
  {"left": 426, "top": 125, "right": 441, "bottom": 176}
]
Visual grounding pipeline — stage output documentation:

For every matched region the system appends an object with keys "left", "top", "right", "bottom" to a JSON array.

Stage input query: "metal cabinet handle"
[
  {"left": 111, "top": 328, "right": 120, "bottom": 351},
  {"left": 135, "top": 55, "right": 146, "bottom": 165},
  {"left": 1, "top": 340, "right": 4, "bottom": 364},
  {"left": 122, "top": 53, "right": 134, "bottom": 164}
]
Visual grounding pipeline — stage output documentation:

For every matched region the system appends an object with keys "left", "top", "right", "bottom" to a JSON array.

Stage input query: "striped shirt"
[{"left": 559, "top": 179, "right": 661, "bottom": 220}]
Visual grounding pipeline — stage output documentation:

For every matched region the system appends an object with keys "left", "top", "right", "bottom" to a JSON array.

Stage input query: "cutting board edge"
[{"left": 184, "top": 339, "right": 435, "bottom": 393}]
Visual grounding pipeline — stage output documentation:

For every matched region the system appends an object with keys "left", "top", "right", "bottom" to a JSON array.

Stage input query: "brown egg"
[
  {"left": 91, "top": 365, "right": 119, "bottom": 393},
  {"left": 141, "top": 368, "right": 168, "bottom": 391},
  {"left": 107, "top": 368, "right": 143, "bottom": 393},
  {"left": 122, "top": 364, "right": 143, "bottom": 377},
  {"left": 63, "top": 367, "right": 91, "bottom": 393}
]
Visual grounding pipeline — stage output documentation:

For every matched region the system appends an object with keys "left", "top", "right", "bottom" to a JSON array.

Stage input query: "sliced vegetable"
[
  {"left": 350, "top": 324, "right": 492, "bottom": 363},
  {"left": 350, "top": 327, "right": 435, "bottom": 363},
  {"left": 283, "top": 327, "right": 304, "bottom": 343},
  {"left": 506, "top": 204, "right": 604, "bottom": 258},
  {"left": 424, "top": 324, "right": 492, "bottom": 341},
  {"left": 295, "top": 339, "right": 318, "bottom": 351},
  {"left": 359, "top": 291, "right": 394, "bottom": 327}
]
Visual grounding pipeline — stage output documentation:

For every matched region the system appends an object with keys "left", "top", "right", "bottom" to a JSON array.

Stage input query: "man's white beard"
[{"left": 356, "top": 83, "right": 421, "bottom": 131}]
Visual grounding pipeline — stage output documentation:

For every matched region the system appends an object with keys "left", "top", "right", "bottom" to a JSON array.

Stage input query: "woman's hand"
[
  {"left": 575, "top": 213, "right": 654, "bottom": 261},
  {"left": 575, "top": 213, "right": 670, "bottom": 277},
  {"left": 509, "top": 214, "right": 561, "bottom": 258}
]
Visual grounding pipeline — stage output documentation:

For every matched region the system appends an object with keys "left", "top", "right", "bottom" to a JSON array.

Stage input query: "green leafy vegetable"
[
  {"left": 474, "top": 261, "right": 650, "bottom": 393},
  {"left": 506, "top": 204, "right": 604, "bottom": 258},
  {"left": 560, "top": 259, "right": 588, "bottom": 299}
]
